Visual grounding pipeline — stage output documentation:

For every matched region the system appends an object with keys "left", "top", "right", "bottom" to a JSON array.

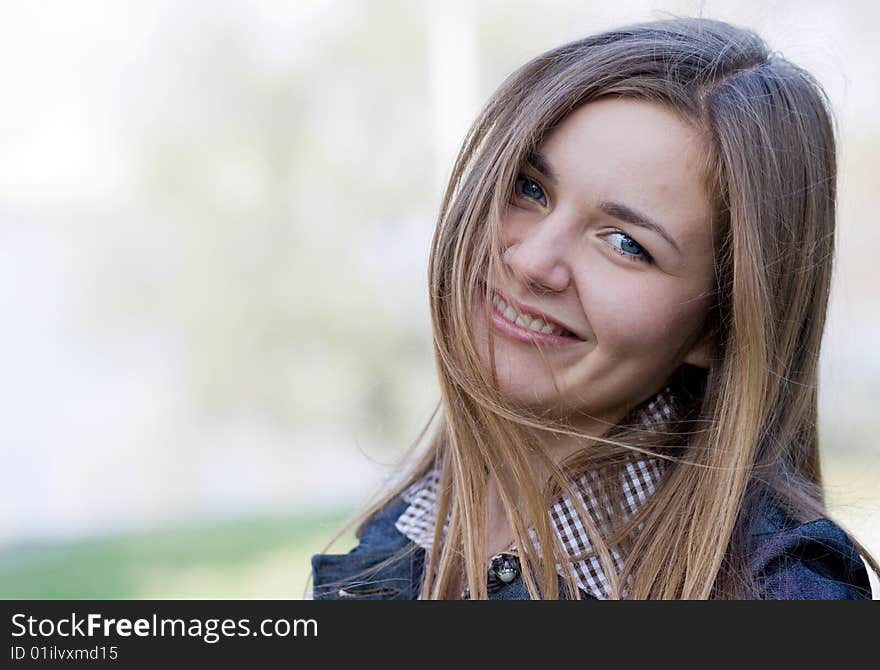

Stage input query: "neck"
[
  {"left": 526, "top": 403, "right": 633, "bottom": 475},
  {"left": 482, "top": 399, "right": 650, "bottom": 559}
]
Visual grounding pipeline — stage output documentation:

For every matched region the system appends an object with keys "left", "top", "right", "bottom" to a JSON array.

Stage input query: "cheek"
[
  {"left": 586, "top": 280, "right": 705, "bottom": 355},
  {"left": 500, "top": 207, "right": 532, "bottom": 239}
]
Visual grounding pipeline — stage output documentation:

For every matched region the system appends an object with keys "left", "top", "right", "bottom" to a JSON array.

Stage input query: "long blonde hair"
[{"left": 309, "top": 16, "right": 879, "bottom": 599}]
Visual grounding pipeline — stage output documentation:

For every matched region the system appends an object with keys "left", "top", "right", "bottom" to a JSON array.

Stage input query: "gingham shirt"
[{"left": 394, "top": 385, "right": 678, "bottom": 599}]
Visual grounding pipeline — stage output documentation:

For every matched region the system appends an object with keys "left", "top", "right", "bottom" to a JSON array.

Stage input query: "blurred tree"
[{"left": 89, "top": 1, "right": 441, "bottom": 452}]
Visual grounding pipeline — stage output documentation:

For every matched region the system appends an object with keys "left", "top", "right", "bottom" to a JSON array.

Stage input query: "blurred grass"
[
  {"left": 1, "top": 453, "right": 876, "bottom": 599},
  {"left": 0, "top": 509, "right": 359, "bottom": 599}
]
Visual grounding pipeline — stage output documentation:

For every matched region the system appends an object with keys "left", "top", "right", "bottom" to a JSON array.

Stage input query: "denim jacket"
[{"left": 310, "top": 495, "right": 873, "bottom": 600}]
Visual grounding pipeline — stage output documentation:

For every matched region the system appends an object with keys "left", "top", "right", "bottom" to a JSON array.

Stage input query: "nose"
[{"left": 502, "top": 214, "right": 574, "bottom": 294}]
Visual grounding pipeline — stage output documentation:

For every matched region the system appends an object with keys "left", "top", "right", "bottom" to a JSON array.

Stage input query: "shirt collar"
[{"left": 394, "top": 384, "right": 678, "bottom": 599}]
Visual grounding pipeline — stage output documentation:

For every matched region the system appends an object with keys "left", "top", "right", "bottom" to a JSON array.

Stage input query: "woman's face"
[{"left": 472, "top": 96, "right": 717, "bottom": 426}]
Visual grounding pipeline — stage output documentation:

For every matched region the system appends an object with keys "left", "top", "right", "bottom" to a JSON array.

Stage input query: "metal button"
[
  {"left": 497, "top": 566, "right": 517, "bottom": 583},
  {"left": 492, "top": 553, "right": 520, "bottom": 584}
]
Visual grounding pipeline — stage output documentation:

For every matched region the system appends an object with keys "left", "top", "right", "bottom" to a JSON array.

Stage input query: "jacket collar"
[{"left": 311, "top": 496, "right": 425, "bottom": 600}]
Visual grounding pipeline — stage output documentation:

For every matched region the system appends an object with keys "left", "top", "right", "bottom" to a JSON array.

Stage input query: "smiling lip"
[
  {"left": 485, "top": 292, "right": 586, "bottom": 347},
  {"left": 498, "top": 291, "right": 583, "bottom": 338}
]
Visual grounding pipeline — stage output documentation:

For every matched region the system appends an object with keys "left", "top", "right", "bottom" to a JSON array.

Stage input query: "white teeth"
[
  {"left": 527, "top": 318, "right": 545, "bottom": 333},
  {"left": 491, "top": 293, "right": 569, "bottom": 337}
]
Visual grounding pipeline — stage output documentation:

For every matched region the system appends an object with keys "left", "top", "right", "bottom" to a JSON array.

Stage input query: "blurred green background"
[{"left": 1, "top": 0, "right": 877, "bottom": 598}]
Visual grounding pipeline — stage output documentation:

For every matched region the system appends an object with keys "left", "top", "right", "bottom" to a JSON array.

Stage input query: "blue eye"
[
  {"left": 513, "top": 175, "right": 547, "bottom": 205},
  {"left": 605, "top": 231, "right": 652, "bottom": 264},
  {"left": 511, "top": 174, "right": 652, "bottom": 266}
]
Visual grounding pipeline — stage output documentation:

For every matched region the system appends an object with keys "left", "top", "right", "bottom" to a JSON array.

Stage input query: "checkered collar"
[{"left": 394, "top": 385, "right": 678, "bottom": 599}]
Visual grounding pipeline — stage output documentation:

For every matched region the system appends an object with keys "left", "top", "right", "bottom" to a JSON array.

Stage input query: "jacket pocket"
[{"left": 335, "top": 582, "right": 402, "bottom": 599}]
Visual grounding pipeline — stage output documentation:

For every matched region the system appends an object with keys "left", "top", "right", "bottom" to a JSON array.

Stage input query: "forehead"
[{"left": 538, "top": 97, "right": 716, "bottom": 257}]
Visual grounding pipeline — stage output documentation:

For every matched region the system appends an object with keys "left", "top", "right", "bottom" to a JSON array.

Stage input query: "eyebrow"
[
  {"left": 597, "top": 201, "right": 682, "bottom": 255},
  {"left": 525, "top": 149, "right": 682, "bottom": 255}
]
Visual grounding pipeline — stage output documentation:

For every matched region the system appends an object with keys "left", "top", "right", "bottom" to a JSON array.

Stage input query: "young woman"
[{"left": 309, "top": 16, "right": 878, "bottom": 600}]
